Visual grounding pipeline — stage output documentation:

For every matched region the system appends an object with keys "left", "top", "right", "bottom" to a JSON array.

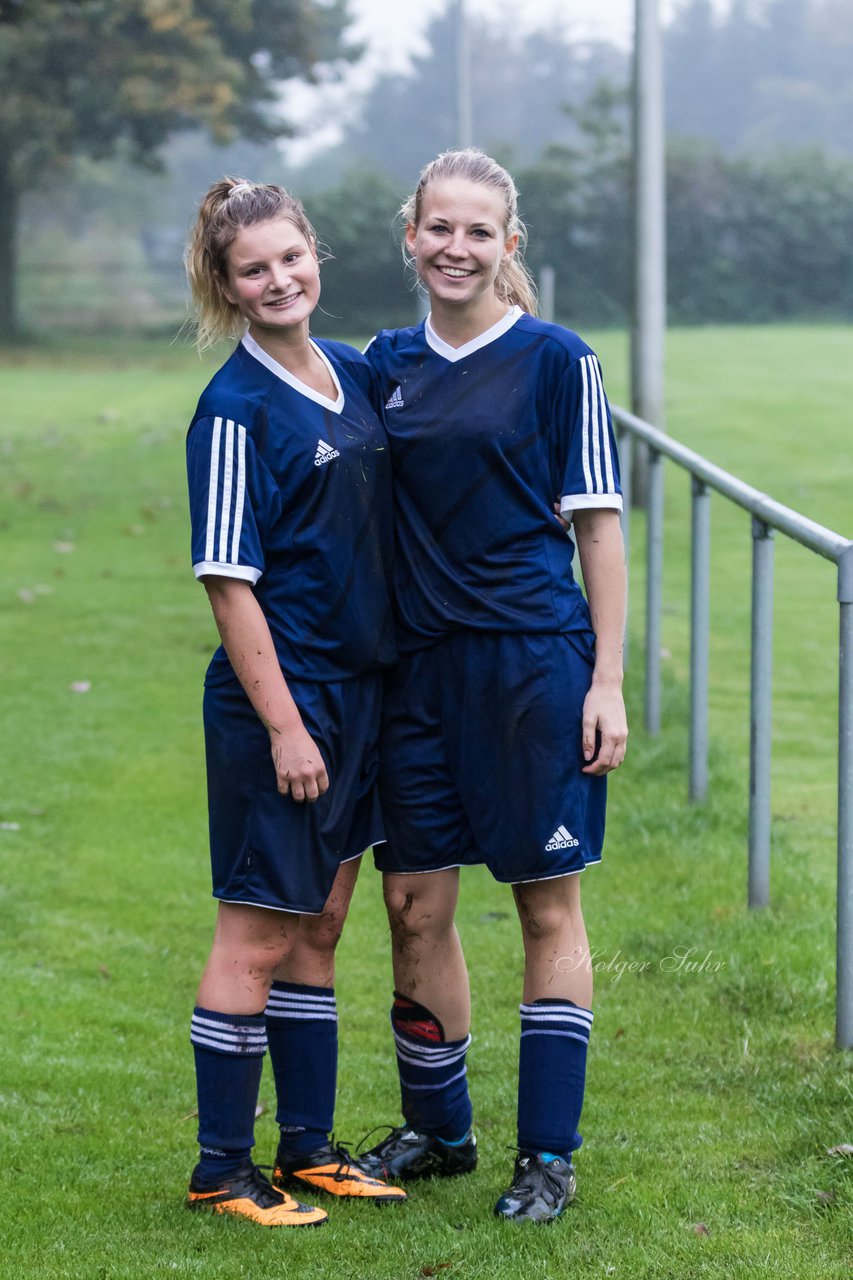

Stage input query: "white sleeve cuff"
[
  {"left": 193, "top": 561, "right": 262, "bottom": 585},
  {"left": 560, "top": 493, "right": 623, "bottom": 521}
]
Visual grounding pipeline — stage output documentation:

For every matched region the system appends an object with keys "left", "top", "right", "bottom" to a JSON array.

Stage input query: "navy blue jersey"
[
  {"left": 187, "top": 334, "right": 395, "bottom": 684},
  {"left": 365, "top": 307, "right": 622, "bottom": 652}
]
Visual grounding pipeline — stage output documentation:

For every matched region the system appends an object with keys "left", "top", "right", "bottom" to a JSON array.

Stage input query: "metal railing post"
[
  {"left": 645, "top": 447, "right": 664, "bottom": 735},
  {"left": 836, "top": 546, "right": 853, "bottom": 1048},
  {"left": 689, "top": 477, "right": 711, "bottom": 802},
  {"left": 619, "top": 429, "right": 633, "bottom": 669},
  {"left": 749, "top": 517, "right": 775, "bottom": 907},
  {"left": 611, "top": 402, "right": 852, "bottom": 1043}
]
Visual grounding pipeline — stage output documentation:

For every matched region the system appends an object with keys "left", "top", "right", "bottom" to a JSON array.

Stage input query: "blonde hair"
[
  {"left": 402, "top": 148, "right": 538, "bottom": 316},
  {"left": 185, "top": 177, "right": 320, "bottom": 351}
]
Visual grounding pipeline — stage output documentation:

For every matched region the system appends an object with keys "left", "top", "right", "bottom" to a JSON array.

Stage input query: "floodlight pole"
[
  {"left": 454, "top": 0, "right": 473, "bottom": 147},
  {"left": 630, "top": 0, "right": 666, "bottom": 502},
  {"left": 630, "top": 0, "right": 667, "bottom": 735}
]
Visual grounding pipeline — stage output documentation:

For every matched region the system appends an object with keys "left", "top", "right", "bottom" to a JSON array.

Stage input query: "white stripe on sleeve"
[
  {"left": 218, "top": 419, "right": 235, "bottom": 562},
  {"left": 230, "top": 425, "right": 247, "bottom": 564},
  {"left": 591, "top": 357, "right": 616, "bottom": 492},
  {"left": 584, "top": 356, "right": 604, "bottom": 493},
  {"left": 204, "top": 417, "right": 222, "bottom": 563},
  {"left": 579, "top": 359, "right": 593, "bottom": 493}
]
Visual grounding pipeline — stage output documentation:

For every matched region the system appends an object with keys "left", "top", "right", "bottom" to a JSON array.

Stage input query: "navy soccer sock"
[
  {"left": 517, "top": 998, "right": 593, "bottom": 1159},
  {"left": 190, "top": 1006, "right": 267, "bottom": 1186},
  {"left": 391, "top": 992, "right": 473, "bottom": 1143},
  {"left": 265, "top": 981, "right": 338, "bottom": 1161}
]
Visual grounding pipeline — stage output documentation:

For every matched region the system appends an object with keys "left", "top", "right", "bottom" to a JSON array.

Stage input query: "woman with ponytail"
[
  {"left": 357, "top": 150, "right": 628, "bottom": 1224},
  {"left": 182, "top": 178, "right": 406, "bottom": 1226}
]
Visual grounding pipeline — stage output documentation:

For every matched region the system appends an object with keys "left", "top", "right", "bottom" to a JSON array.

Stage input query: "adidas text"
[
  {"left": 545, "top": 825, "right": 580, "bottom": 851},
  {"left": 314, "top": 439, "right": 340, "bottom": 467},
  {"left": 385, "top": 386, "right": 404, "bottom": 410}
]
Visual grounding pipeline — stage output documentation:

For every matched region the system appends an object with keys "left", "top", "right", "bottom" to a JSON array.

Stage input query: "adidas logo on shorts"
[
  {"left": 314, "top": 439, "right": 340, "bottom": 467},
  {"left": 545, "top": 825, "right": 580, "bottom": 851},
  {"left": 385, "top": 386, "right": 404, "bottom": 410}
]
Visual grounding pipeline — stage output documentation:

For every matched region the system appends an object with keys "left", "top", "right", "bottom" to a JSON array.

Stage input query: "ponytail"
[{"left": 185, "top": 177, "right": 320, "bottom": 351}]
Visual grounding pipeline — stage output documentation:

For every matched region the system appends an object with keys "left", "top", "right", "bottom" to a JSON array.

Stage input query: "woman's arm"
[
  {"left": 572, "top": 508, "right": 628, "bottom": 776},
  {"left": 203, "top": 577, "right": 329, "bottom": 803}
]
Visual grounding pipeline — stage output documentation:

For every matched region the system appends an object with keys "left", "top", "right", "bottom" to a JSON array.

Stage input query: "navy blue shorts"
[
  {"left": 374, "top": 632, "right": 606, "bottom": 883},
  {"left": 204, "top": 673, "right": 383, "bottom": 914}
]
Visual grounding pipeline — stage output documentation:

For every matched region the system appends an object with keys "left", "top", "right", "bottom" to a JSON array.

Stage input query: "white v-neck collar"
[
  {"left": 424, "top": 305, "right": 523, "bottom": 363},
  {"left": 241, "top": 332, "right": 344, "bottom": 413}
]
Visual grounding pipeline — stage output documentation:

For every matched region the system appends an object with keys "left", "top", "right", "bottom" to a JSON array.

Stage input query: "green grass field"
[{"left": 1, "top": 326, "right": 850, "bottom": 1278}]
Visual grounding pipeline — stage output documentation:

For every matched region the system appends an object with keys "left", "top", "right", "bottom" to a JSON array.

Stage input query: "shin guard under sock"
[{"left": 391, "top": 992, "right": 472, "bottom": 1142}]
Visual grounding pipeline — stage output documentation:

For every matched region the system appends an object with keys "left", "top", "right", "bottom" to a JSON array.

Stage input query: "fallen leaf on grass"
[
  {"left": 614, "top": 1027, "right": 625, "bottom": 1039},
  {"left": 98, "top": 965, "right": 111, "bottom": 981},
  {"left": 692, "top": 1222, "right": 710, "bottom": 1236},
  {"left": 826, "top": 1144, "right": 853, "bottom": 1156},
  {"left": 53, "top": 541, "right": 74, "bottom": 553},
  {"left": 815, "top": 1190, "right": 836, "bottom": 1205},
  {"left": 420, "top": 1266, "right": 453, "bottom": 1277},
  {"left": 70, "top": 681, "right": 91, "bottom": 694}
]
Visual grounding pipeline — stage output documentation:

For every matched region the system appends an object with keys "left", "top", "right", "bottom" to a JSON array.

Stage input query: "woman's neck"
[
  {"left": 427, "top": 295, "right": 510, "bottom": 349},
  {"left": 247, "top": 320, "right": 311, "bottom": 369},
  {"left": 247, "top": 323, "right": 336, "bottom": 398}
]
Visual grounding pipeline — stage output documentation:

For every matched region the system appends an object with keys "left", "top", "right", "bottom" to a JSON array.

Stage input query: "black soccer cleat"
[
  {"left": 356, "top": 1126, "right": 477, "bottom": 1181},
  {"left": 273, "top": 1140, "right": 407, "bottom": 1203},
  {"left": 186, "top": 1159, "right": 328, "bottom": 1227},
  {"left": 493, "top": 1152, "right": 576, "bottom": 1224}
]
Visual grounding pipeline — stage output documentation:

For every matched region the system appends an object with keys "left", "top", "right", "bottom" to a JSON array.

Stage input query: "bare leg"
[
  {"left": 275, "top": 856, "right": 361, "bottom": 988},
  {"left": 512, "top": 872, "right": 592, "bottom": 1008},
  {"left": 197, "top": 900, "right": 300, "bottom": 1014},
  {"left": 383, "top": 867, "right": 470, "bottom": 1041}
]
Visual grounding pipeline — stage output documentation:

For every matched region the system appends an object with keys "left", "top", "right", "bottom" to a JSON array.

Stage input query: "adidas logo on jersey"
[
  {"left": 545, "top": 825, "right": 580, "bottom": 851},
  {"left": 314, "top": 439, "right": 340, "bottom": 467},
  {"left": 385, "top": 386, "right": 404, "bottom": 409}
]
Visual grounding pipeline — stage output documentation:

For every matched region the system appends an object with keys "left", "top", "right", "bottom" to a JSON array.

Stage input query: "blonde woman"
[
  {"left": 358, "top": 150, "right": 628, "bottom": 1224},
  {"left": 182, "top": 179, "right": 404, "bottom": 1226}
]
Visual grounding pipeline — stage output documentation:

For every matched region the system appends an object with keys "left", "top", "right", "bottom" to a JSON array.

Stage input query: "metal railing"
[{"left": 613, "top": 406, "right": 853, "bottom": 1049}]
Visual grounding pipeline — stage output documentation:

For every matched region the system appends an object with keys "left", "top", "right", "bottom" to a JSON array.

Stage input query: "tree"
[
  {"left": 664, "top": 0, "right": 853, "bottom": 157},
  {"left": 307, "top": 168, "right": 413, "bottom": 336},
  {"left": 517, "top": 82, "right": 632, "bottom": 328},
  {"left": 292, "top": 8, "right": 627, "bottom": 190},
  {"left": 0, "top": 0, "right": 356, "bottom": 338}
]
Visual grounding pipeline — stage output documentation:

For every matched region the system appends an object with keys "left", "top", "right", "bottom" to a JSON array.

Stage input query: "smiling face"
[
  {"left": 223, "top": 216, "right": 320, "bottom": 340},
  {"left": 406, "top": 177, "right": 519, "bottom": 323}
]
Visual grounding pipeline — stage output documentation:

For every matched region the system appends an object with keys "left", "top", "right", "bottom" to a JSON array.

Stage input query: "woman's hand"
[
  {"left": 581, "top": 681, "right": 628, "bottom": 775},
  {"left": 270, "top": 724, "right": 329, "bottom": 802}
]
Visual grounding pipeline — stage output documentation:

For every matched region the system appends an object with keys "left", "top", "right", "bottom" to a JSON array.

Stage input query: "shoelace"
[
  {"left": 242, "top": 1164, "right": 286, "bottom": 1206},
  {"left": 326, "top": 1140, "right": 361, "bottom": 1181},
  {"left": 354, "top": 1124, "right": 403, "bottom": 1156},
  {"left": 506, "top": 1147, "right": 564, "bottom": 1197}
]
